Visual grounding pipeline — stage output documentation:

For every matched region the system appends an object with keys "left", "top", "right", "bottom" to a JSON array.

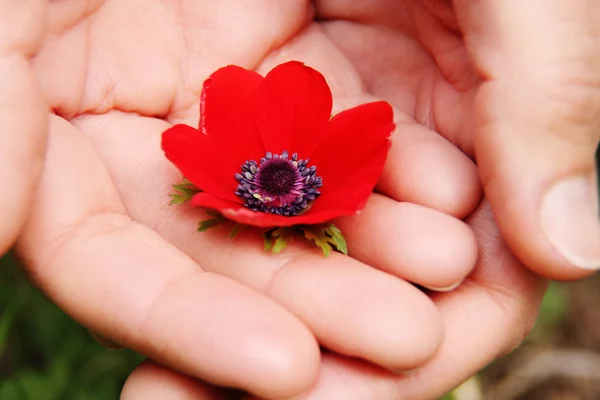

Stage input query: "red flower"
[{"left": 162, "top": 61, "right": 395, "bottom": 228}]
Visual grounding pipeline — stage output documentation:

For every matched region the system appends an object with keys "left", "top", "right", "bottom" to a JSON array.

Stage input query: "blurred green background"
[
  {"left": 1, "top": 252, "right": 599, "bottom": 400},
  {"left": 0, "top": 255, "right": 143, "bottom": 400}
]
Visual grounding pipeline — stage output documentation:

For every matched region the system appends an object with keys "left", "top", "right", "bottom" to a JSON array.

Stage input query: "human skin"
[{"left": 1, "top": 0, "right": 598, "bottom": 399}]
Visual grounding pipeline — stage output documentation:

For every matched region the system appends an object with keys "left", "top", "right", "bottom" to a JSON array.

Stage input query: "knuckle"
[
  {"left": 0, "top": 2, "right": 46, "bottom": 56},
  {"left": 494, "top": 281, "right": 547, "bottom": 358},
  {"left": 538, "top": 54, "right": 600, "bottom": 143}
]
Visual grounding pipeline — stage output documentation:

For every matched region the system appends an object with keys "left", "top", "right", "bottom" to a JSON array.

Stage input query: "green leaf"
[{"left": 169, "top": 178, "right": 202, "bottom": 205}]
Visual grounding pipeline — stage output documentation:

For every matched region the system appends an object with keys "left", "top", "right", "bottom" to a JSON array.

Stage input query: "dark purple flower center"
[{"left": 235, "top": 151, "right": 323, "bottom": 216}]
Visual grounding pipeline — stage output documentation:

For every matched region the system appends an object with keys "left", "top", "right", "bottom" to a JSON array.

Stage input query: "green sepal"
[
  {"left": 169, "top": 178, "right": 202, "bottom": 205},
  {"left": 263, "top": 237, "right": 274, "bottom": 251},
  {"left": 197, "top": 211, "right": 227, "bottom": 232},
  {"left": 189, "top": 204, "right": 348, "bottom": 256},
  {"left": 262, "top": 228, "right": 276, "bottom": 251},
  {"left": 272, "top": 235, "right": 288, "bottom": 253},
  {"left": 324, "top": 224, "right": 348, "bottom": 255},
  {"left": 259, "top": 224, "right": 348, "bottom": 256},
  {"left": 299, "top": 223, "right": 348, "bottom": 257},
  {"left": 262, "top": 227, "right": 292, "bottom": 254},
  {"left": 229, "top": 223, "right": 247, "bottom": 239}
]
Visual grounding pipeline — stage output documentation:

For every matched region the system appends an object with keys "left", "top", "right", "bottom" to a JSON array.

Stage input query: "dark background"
[{"left": 0, "top": 255, "right": 142, "bottom": 400}]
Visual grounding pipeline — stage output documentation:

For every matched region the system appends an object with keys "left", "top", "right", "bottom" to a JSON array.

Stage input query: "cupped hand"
[
  {"left": 113, "top": 0, "right": 587, "bottom": 398},
  {"left": 121, "top": 201, "right": 547, "bottom": 400},
  {"left": 11, "top": 1, "right": 481, "bottom": 399},
  {"left": 319, "top": 0, "right": 600, "bottom": 280}
]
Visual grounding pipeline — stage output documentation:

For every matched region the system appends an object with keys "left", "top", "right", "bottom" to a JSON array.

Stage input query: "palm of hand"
[{"left": 15, "top": 1, "right": 545, "bottom": 398}]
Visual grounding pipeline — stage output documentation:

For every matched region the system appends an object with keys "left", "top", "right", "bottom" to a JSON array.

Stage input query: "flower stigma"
[{"left": 235, "top": 151, "right": 322, "bottom": 216}]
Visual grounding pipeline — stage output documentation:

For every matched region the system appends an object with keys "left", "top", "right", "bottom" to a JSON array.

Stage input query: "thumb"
[{"left": 457, "top": 0, "right": 600, "bottom": 279}]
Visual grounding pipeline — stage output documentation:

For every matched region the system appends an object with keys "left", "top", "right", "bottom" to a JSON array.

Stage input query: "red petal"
[
  {"left": 162, "top": 124, "right": 241, "bottom": 203},
  {"left": 315, "top": 143, "right": 390, "bottom": 212},
  {"left": 191, "top": 193, "right": 360, "bottom": 228},
  {"left": 310, "top": 101, "right": 394, "bottom": 206},
  {"left": 200, "top": 65, "right": 266, "bottom": 166},
  {"left": 254, "top": 61, "right": 333, "bottom": 158}
]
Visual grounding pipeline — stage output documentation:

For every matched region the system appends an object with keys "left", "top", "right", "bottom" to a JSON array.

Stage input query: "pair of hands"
[{"left": 2, "top": 1, "right": 599, "bottom": 399}]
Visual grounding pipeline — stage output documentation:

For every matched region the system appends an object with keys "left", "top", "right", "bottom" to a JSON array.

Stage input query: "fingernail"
[{"left": 540, "top": 173, "right": 600, "bottom": 270}]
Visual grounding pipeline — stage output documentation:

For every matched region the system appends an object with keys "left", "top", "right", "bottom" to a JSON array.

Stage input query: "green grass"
[{"left": 0, "top": 254, "right": 143, "bottom": 400}]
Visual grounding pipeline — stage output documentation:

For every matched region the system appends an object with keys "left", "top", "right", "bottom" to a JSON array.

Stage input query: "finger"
[
  {"left": 76, "top": 110, "right": 444, "bottom": 371},
  {"left": 34, "top": 0, "right": 311, "bottom": 118},
  {"left": 455, "top": 0, "right": 600, "bottom": 278},
  {"left": 122, "top": 360, "right": 242, "bottom": 400},
  {"left": 336, "top": 195, "right": 478, "bottom": 291},
  {"left": 0, "top": 0, "right": 48, "bottom": 255},
  {"left": 377, "top": 118, "right": 481, "bottom": 219},
  {"left": 16, "top": 116, "right": 320, "bottom": 399},
  {"left": 255, "top": 202, "right": 547, "bottom": 400}
]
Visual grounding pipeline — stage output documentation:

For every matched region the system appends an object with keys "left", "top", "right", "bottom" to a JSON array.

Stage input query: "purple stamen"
[{"left": 235, "top": 152, "right": 323, "bottom": 216}]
